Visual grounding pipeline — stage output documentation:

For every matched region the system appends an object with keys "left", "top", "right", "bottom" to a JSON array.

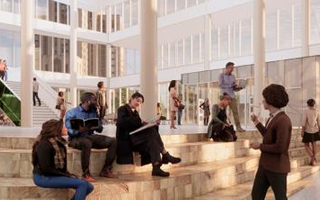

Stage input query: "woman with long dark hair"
[
  {"left": 32, "top": 119, "right": 93, "bottom": 200},
  {"left": 168, "top": 80, "right": 179, "bottom": 129}
]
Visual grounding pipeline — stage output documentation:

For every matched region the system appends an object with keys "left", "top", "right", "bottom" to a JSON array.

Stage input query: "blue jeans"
[
  {"left": 33, "top": 173, "right": 94, "bottom": 200},
  {"left": 4, "top": 71, "right": 7, "bottom": 81}
]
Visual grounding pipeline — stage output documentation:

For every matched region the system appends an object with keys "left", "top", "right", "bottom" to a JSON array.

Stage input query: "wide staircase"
[
  {"left": 0, "top": 128, "right": 318, "bottom": 200},
  {"left": 5, "top": 81, "right": 59, "bottom": 127}
]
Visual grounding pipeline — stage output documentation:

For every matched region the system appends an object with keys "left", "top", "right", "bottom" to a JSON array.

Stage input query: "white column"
[
  {"left": 106, "top": 44, "right": 112, "bottom": 114},
  {"left": 302, "top": 0, "right": 310, "bottom": 57},
  {"left": 253, "top": 0, "right": 266, "bottom": 116},
  {"left": 20, "top": 0, "right": 34, "bottom": 127},
  {"left": 70, "top": 0, "right": 78, "bottom": 107},
  {"left": 140, "top": 0, "right": 158, "bottom": 119}
]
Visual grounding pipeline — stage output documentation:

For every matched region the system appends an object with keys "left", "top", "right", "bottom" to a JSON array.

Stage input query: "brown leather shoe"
[{"left": 100, "top": 170, "right": 118, "bottom": 179}]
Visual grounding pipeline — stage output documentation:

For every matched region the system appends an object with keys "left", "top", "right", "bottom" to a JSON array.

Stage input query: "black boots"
[
  {"left": 152, "top": 165, "right": 170, "bottom": 177},
  {"left": 162, "top": 152, "right": 181, "bottom": 164}
]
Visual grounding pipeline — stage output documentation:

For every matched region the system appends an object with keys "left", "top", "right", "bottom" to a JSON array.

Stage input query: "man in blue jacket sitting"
[{"left": 65, "top": 92, "right": 117, "bottom": 182}]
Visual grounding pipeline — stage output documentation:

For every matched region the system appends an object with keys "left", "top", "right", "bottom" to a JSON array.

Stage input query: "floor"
[{"left": 289, "top": 171, "right": 320, "bottom": 200}]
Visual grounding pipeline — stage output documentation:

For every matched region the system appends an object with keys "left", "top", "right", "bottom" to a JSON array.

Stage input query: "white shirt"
[
  {"left": 302, "top": 108, "right": 320, "bottom": 134},
  {"left": 266, "top": 110, "right": 283, "bottom": 128},
  {"left": 33, "top": 81, "right": 39, "bottom": 92}
]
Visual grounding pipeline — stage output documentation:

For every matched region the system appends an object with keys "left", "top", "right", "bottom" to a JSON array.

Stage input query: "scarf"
[{"left": 48, "top": 137, "right": 67, "bottom": 169}]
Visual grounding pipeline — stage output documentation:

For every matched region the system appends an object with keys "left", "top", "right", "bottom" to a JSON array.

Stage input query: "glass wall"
[
  {"left": 35, "top": 34, "right": 107, "bottom": 77},
  {"left": 158, "top": 32, "right": 204, "bottom": 69},
  {"left": 108, "top": 0, "right": 139, "bottom": 33},
  {"left": 157, "top": 0, "right": 208, "bottom": 17},
  {"left": 0, "top": 29, "right": 21, "bottom": 69},
  {"left": 77, "top": 41, "right": 107, "bottom": 77},
  {"left": 311, "top": 0, "right": 320, "bottom": 44},
  {"left": 181, "top": 56, "right": 320, "bottom": 127},
  {"left": 35, "top": 0, "right": 70, "bottom": 25},
  {"left": 111, "top": 47, "right": 140, "bottom": 77},
  {"left": 110, "top": 86, "right": 139, "bottom": 114},
  {"left": 210, "top": 2, "right": 302, "bottom": 60}
]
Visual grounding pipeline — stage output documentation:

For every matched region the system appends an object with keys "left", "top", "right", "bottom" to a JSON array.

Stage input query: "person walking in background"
[
  {"left": 33, "top": 77, "right": 41, "bottom": 106},
  {"left": 65, "top": 92, "right": 117, "bottom": 182},
  {"left": 301, "top": 99, "right": 320, "bottom": 166},
  {"left": 0, "top": 59, "right": 4, "bottom": 80},
  {"left": 169, "top": 80, "right": 179, "bottom": 129},
  {"left": 32, "top": 119, "right": 93, "bottom": 200},
  {"left": 3, "top": 60, "right": 8, "bottom": 81},
  {"left": 218, "top": 62, "right": 245, "bottom": 132},
  {"left": 250, "top": 84, "right": 292, "bottom": 200},
  {"left": 157, "top": 102, "right": 166, "bottom": 120},
  {"left": 96, "top": 81, "right": 108, "bottom": 123},
  {"left": 200, "top": 98, "right": 210, "bottom": 126},
  {"left": 56, "top": 91, "right": 69, "bottom": 119},
  {"left": 177, "top": 94, "right": 184, "bottom": 125}
]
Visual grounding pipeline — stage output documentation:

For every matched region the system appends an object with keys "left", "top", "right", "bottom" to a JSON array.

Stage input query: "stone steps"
[
  {"left": 189, "top": 165, "right": 320, "bottom": 200},
  {"left": 0, "top": 155, "right": 260, "bottom": 200},
  {"left": 0, "top": 138, "right": 316, "bottom": 178},
  {"left": 0, "top": 133, "right": 208, "bottom": 149},
  {"left": 1, "top": 157, "right": 319, "bottom": 200},
  {"left": 0, "top": 140, "right": 257, "bottom": 178}
]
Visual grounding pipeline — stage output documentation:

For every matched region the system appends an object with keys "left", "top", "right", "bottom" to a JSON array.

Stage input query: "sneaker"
[
  {"left": 152, "top": 166, "right": 170, "bottom": 177},
  {"left": 236, "top": 127, "right": 245, "bottom": 132},
  {"left": 82, "top": 174, "right": 96, "bottom": 182},
  {"left": 100, "top": 170, "right": 118, "bottom": 179},
  {"left": 162, "top": 152, "right": 181, "bottom": 164}
]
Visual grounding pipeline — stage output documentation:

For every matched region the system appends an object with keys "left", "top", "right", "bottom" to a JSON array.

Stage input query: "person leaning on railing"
[{"left": 32, "top": 119, "right": 93, "bottom": 200}]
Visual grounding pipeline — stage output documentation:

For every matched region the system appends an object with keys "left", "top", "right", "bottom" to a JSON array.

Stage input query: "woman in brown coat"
[{"left": 250, "top": 84, "right": 292, "bottom": 200}]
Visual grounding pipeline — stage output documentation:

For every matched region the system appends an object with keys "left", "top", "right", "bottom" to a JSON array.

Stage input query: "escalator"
[{"left": 0, "top": 79, "right": 20, "bottom": 126}]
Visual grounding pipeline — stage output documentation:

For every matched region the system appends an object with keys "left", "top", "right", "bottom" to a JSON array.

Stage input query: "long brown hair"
[{"left": 32, "top": 119, "right": 63, "bottom": 166}]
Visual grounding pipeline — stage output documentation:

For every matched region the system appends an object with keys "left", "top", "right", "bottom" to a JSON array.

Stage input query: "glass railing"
[{"left": 0, "top": 79, "right": 20, "bottom": 126}]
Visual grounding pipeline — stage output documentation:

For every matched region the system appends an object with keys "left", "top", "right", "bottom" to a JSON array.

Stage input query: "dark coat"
[
  {"left": 256, "top": 112, "right": 292, "bottom": 173},
  {"left": 116, "top": 104, "right": 151, "bottom": 165}
]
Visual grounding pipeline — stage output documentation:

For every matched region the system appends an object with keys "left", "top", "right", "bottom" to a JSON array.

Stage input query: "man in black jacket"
[{"left": 116, "top": 92, "right": 181, "bottom": 177}]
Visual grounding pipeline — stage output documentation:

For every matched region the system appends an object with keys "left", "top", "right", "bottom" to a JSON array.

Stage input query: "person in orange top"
[{"left": 0, "top": 59, "right": 5, "bottom": 80}]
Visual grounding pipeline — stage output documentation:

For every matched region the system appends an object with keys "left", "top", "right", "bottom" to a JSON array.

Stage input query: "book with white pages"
[{"left": 129, "top": 114, "right": 161, "bottom": 135}]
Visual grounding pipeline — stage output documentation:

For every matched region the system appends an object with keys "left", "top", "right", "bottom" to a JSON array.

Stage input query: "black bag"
[
  {"left": 55, "top": 104, "right": 60, "bottom": 110},
  {"left": 179, "top": 104, "right": 185, "bottom": 110}
]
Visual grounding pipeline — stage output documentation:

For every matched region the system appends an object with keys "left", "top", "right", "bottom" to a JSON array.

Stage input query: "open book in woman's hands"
[{"left": 129, "top": 114, "right": 161, "bottom": 135}]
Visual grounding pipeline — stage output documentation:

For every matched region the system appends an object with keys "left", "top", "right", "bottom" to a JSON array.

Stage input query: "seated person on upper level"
[
  {"left": 207, "top": 93, "right": 237, "bottom": 142},
  {"left": 116, "top": 92, "right": 181, "bottom": 177},
  {"left": 32, "top": 119, "right": 93, "bottom": 200},
  {"left": 65, "top": 92, "right": 117, "bottom": 182}
]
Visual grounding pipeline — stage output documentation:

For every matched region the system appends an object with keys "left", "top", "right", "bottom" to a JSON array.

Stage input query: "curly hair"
[{"left": 262, "top": 84, "right": 289, "bottom": 108}]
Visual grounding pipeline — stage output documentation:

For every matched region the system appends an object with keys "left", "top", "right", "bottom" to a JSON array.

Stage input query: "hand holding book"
[{"left": 129, "top": 114, "right": 161, "bottom": 135}]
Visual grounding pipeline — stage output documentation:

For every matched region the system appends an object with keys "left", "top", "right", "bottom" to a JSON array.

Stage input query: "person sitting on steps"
[
  {"left": 32, "top": 119, "right": 93, "bottom": 200},
  {"left": 207, "top": 93, "right": 237, "bottom": 142},
  {"left": 65, "top": 92, "right": 117, "bottom": 182},
  {"left": 116, "top": 92, "right": 181, "bottom": 177}
]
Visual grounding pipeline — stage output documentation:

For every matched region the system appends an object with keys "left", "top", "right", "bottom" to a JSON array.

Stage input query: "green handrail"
[{"left": 0, "top": 79, "right": 20, "bottom": 126}]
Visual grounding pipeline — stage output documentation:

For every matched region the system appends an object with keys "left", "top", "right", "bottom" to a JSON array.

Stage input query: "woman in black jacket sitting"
[
  {"left": 116, "top": 92, "right": 181, "bottom": 177},
  {"left": 32, "top": 119, "right": 93, "bottom": 200}
]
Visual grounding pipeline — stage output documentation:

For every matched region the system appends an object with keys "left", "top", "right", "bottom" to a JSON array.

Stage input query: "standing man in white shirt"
[
  {"left": 33, "top": 77, "right": 41, "bottom": 106},
  {"left": 218, "top": 62, "right": 245, "bottom": 132}
]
